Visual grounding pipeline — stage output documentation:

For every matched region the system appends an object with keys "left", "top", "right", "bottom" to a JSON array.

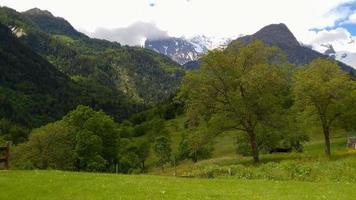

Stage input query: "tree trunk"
[
  {"left": 248, "top": 130, "right": 259, "bottom": 163},
  {"left": 322, "top": 125, "right": 331, "bottom": 157},
  {"left": 193, "top": 150, "right": 197, "bottom": 163},
  {"left": 141, "top": 161, "right": 145, "bottom": 171}
]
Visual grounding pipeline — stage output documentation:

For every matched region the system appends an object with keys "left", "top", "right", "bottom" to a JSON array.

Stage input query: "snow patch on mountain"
[
  {"left": 318, "top": 42, "right": 356, "bottom": 69},
  {"left": 189, "top": 35, "right": 236, "bottom": 52},
  {"left": 144, "top": 35, "right": 235, "bottom": 65},
  {"left": 335, "top": 51, "right": 356, "bottom": 69}
]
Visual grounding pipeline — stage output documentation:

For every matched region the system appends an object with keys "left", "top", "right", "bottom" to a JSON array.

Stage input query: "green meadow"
[{"left": 1, "top": 170, "right": 356, "bottom": 200}]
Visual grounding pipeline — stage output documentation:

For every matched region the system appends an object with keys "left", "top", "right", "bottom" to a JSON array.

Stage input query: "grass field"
[{"left": 1, "top": 170, "right": 356, "bottom": 200}]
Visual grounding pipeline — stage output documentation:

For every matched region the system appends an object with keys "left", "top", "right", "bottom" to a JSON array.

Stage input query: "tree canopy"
[
  {"left": 293, "top": 59, "right": 356, "bottom": 157},
  {"left": 180, "top": 40, "right": 291, "bottom": 162}
]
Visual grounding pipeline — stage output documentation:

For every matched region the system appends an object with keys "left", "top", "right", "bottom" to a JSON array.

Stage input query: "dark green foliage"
[
  {"left": 153, "top": 136, "right": 172, "bottom": 170},
  {"left": 178, "top": 131, "right": 213, "bottom": 162},
  {"left": 128, "top": 96, "right": 184, "bottom": 125},
  {"left": 0, "top": 6, "right": 184, "bottom": 107},
  {"left": 13, "top": 121, "right": 76, "bottom": 170},
  {"left": 117, "top": 138, "right": 141, "bottom": 173},
  {"left": 23, "top": 8, "right": 87, "bottom": 39},
  {"left": 0, "top": 6, "right": 184, "bottom": 140},
  {"left": 14, "top": 106, "right": 120, "bottom": 172},
  {"left": 75, "top": 130, "right": 106, "bottom": 171},
  {"left": 63, "top": 105, "right": 120, "bottom": 168},
  {"left": 0, "top": 23, "right": 78, "bottom": 127},
  {"left": 117, "top": 138, "right": 150, "bottom": 173},
  {"left": 0, "top": 118, "right": 28, "bottom": 144}
]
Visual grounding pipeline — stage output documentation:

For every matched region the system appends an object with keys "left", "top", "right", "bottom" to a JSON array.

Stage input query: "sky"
[{"left": 1, "top": 0, "right": 356, "bottom": 50}]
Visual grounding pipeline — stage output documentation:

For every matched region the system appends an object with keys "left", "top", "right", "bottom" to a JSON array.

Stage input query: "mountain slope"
[
  {"left": 0, "top": 6, "right": 184, "bottom": 106},
  {"left": 22, "top": 8, "right": 87, "bottom": 39},
  {"left": 145, "top": 37, "right": 201, "bottom": 65},
  {"left": 321, "top": 44, "right": 356, "bottom": 69},
  {"left": 232, "top": 23, "right": 355, "bottom": 73},
  {"left": 0, "top": 23, "right": 77, "bottom": 126},
  {"left": 335, "top": 51, "right": 356, "bottom": 69}
]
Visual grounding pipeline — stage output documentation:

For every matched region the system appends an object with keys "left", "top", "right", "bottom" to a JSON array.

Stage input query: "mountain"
[
  {"left": 335, "top": 52, "right": 356, "bottom": 69},
  {"left": 189, "top": 35, "right": 233, "bottom": 51},
  {"left": 22, "top": 8, "right": 87, "bottom": 39},
  {"left": 320, "top": 44, "right": 356, "bottom": 69},
  {"left": 230, "top": 23, "right": 355, "bottom": 73},
  {"left": 321, "top": 44, "right": 336, "bottom": 59},
  {"left": 0, "top": 6, "right": 184, "bottom": 108},
  {"left": 0, "top": 23, "right": 78, "bottom": 127},
  {"left": 145, "top": 37, "right": 201, "bottom": 65},
  {"left": 145, "top": 35, "right": 233, "bottom": 65}
]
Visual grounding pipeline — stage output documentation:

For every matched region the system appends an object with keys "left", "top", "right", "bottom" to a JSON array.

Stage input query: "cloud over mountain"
[{"left": 91, "top": 21, "right": 169, "bottom": 46}]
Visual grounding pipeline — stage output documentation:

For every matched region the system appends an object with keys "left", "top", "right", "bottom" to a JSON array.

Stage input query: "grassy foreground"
[{"left": 0, "top": 170, "right": 355, "bottom": 200}]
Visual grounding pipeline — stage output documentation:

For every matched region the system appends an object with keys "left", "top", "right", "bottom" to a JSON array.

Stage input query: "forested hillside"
[
  {"left": 0, "top": 6, "right": 184, "bottom": 107},
  {"left": 0, "top": 23, "right": 80, "bottom": 143}
]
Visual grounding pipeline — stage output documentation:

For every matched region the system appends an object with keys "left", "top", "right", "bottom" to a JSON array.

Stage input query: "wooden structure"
[
  {"left": 347, "top": 136, "right": 356, "bottom": 150},
  {"left": 0, "top": 143, "right": 10, "bottom": 170}
]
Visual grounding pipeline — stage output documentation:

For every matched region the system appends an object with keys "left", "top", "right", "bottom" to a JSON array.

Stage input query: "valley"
[{"left": 1, "top": 2, "right": 356, "bottom": 200}]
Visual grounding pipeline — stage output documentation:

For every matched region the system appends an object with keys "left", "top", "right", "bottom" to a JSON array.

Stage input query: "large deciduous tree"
[
  {"left": 180, "top": 40, "right": 289, "bottom": 162},
  {"left": 293, "top": 59, "right": 355, "bottom": 157}
]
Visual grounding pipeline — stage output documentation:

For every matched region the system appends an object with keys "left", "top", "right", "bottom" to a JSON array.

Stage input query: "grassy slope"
[
  {"left": 147, "top": 116, "right": 356, "bottom": 179},
  {"left": 1, "top": 170, "right": 356, "bottom": 200}
]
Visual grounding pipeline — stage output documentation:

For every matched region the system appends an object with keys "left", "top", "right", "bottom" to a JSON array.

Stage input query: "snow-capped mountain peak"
[
  {"left": 144, "top": 35, "right": 235, "bottom": 65},
  {"left": 189, "top": 35, "right": 234, "bottom": 51}
]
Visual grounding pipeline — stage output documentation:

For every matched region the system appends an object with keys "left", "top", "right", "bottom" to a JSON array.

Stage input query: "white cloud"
[
  {"left": 312, "top": 28, "right": 351, "bottom": 44},
  {"left": 91, "top": 22, "right": 169, "bottom": 46},
  {"left": 1, "top": 0, "right": 353, "bottom": 40},
  {"left": 3, "top": 0, "right": 356, "bottom": 68},
  {"left": 308, "top": 28, "right": 356, "bottom": 53},
  {"left": 347, "top": 12, "right": 356, "bottom": 23}
]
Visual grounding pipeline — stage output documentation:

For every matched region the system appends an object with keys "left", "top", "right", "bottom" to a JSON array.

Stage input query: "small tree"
[
  {"left": 153, "top": 136, "right": 171, "bottom": 171},
  {"left": 293, "top": 59, "right": 354, "bottom": 157},
  {"left": 135, "top": 138, "right": 150, "bottom": 171},
  {"left": 178, "top": 126, "right": 214, "bottom": 162}
]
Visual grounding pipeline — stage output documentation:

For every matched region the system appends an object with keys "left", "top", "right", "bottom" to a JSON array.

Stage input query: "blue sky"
[
  {"left": 323, "top": 1, "right": 356, "bottom": 35},
  {"left": 342, "top": 24, "right": 356, "bottom": 35},
  {"left": 309, "top": 1, "right": 356, "bottom": 54}
]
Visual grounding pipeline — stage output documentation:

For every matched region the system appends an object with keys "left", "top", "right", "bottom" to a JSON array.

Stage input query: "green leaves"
[
  {"left": 293, "top": 59, "right": 353, "bottom": 128},
  {"left": 14, "top": 105, "right": 120, "bottom": 172},
  {"left": 153, "top": 136, "right": 172, "bottom": 170},
  {"left": 292, "top": 58, "right": 355, "bottom": 156},
  {"left": 181, "top": 40, "right": 296, "bottom": 162}
]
